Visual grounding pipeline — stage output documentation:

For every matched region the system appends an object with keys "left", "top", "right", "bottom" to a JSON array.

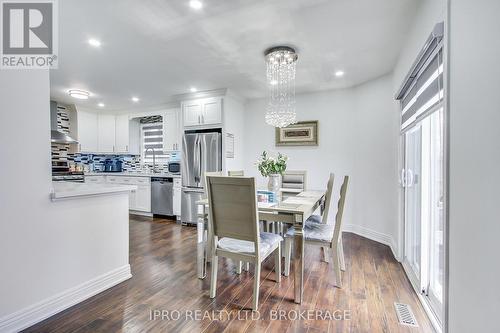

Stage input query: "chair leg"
[
  {"left": 338, "top": 240, "right": 346, "bottom": 271},
  {"left": 275, "top": 245, "right": 281, "bottom": 283},
  {"left": 252, "top": 263, "right": 261, "bottom": 311},
  {"left": 332, "top": 247, "right": 342, "bottom": 288},
  {"left": 284, "top": 238, "right": 292, "bottom": 277},
  {"left": 244, "top": 262, "right": 250, "bottom": 271},
  {"left": 236, "top": 261, "right": 242, "bottom": 274},
  {"left": 322, "top": 246, "right": 329, "bottom": 263},
  {"left": 209, "top": 255, "right": 218, "bottom": 298}
]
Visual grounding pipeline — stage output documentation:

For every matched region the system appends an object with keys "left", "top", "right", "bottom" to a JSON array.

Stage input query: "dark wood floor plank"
[{"left": 22, "top": 216, "right": 434, "bottom": 333}]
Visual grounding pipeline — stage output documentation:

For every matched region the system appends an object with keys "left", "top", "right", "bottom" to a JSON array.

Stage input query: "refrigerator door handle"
[
  {"left": 193, "top": 136, "right": 200, "bottom": 184},
  {"left": 182, "top": 188, "right": 205, "bottom": 193}
]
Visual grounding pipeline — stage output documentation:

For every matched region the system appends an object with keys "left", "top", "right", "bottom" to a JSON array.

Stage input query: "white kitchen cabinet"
[
  {"left": 129, "top": 119, "right": 141, "bottom": 155},
  {"left": 77, "top": 110, "right": 98, "bottom": 152},
  {"left": 97, "top": 114, "right": 116, "bottom": 153},
  {"left": 163, "top": 109, "right": 180, "bottom": 151},
  {"left": 202, "top": 98, "right": 222, "bottom": 124},
  {"left": 173, "top": 178, "right": 181, "bottom": 217},
  {"left": 106, "top": 176, "right": 151, "bottom": 213},
  {"left": 85, "top": 175, "right": 106, "bottom": 183},
  {"left": 115, "top": 115, "right": 130, "bottom": 153},
  {"left": 183, "top": 100, "right": 202, "bottom": 127},
  {"left": 183, "top": 97, "right": 222, "bottom": 127},
  {"left": 135, "top": 184, "right": 151, "bottom": 212}
]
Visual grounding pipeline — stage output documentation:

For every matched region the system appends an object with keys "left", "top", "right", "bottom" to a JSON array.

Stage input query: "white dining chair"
[
  {"left": 281, "top": 170, "right": 307, "bottom": 200},
  {"left": 227, "top": 170, "right": 250, "bottom": 273},
  {"left": 206, "top": 175, "right": 282, "bottom": 311},
  {"left": 227, "top": 170, "right": 244, "bottom": 177},
  {"left": 283, "top": 174, "right": 348, "bottom": 287}
]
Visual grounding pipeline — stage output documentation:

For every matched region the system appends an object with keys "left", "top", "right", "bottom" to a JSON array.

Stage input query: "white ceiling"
[{"left": 50, "top": 0, "right": 419, "bottom": 111}]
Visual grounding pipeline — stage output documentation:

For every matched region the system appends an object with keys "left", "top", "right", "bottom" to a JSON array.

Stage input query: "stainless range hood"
[{"left": 50, "top": 101, "right": 78, "bottom": 144}]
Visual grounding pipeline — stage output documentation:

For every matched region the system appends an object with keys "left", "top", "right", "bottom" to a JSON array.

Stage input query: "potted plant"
[{"left": 256, "top": 151, "right": 288, "bottom": 191}]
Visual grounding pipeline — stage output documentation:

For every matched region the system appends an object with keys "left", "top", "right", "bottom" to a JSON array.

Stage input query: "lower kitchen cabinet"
[
  {"left": 173, "top": 178, "right": 181, "bottom": 217},
  {"left": 105, "top": 175, "right": 151, "bottom": 213},
  {"left": 134, "top": 184, "right": 151, "bottom": 212},
  {"left": 85, "top": 175, "right": 106, "bottom": 183}
]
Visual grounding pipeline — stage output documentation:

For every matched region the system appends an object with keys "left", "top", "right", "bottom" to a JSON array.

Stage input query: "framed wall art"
[{"left": 275, "top": 121, "right": 318, "bottom": 146}]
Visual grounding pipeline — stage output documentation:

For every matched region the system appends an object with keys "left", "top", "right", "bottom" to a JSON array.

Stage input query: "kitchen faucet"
[{"left": 144, "top": 147, "right": 156, "bottom": 173}]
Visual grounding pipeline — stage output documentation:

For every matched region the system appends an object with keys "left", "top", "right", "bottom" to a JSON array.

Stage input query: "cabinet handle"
[
  {"left": 126, "top": 145, "right": 128, "bottom": 152},
  {"left": 79, "top": 144, "right": 81, "bottom": 151},
  {"left": 198, "top": 115, "right": 201, "bottom": 124},
  {"left": 202, "top": 115, "right": 204, "bottom": 123}
]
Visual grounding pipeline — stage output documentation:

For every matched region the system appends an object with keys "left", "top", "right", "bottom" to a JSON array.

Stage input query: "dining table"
[{"left": 195, "top": 189, "right": 326, "bottom": 304}]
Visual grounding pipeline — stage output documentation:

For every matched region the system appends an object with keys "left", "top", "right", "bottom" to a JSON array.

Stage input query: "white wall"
[
  {"left": 447, "top": 0, "right": 500, "bottom": 332},
  {"left": 0, "top": 70, "right": 130, "bottom": 332},
  {"left": 224, "top": 94, "right": 245, "bottom": 172},
  {"left": 243, "top": 74, "right": 399, "bottom": 254}
]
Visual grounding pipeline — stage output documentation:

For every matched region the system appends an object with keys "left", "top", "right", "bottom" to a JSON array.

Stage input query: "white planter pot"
[{"left": 267, "top": 174, "right": 281, "bottom": 192}]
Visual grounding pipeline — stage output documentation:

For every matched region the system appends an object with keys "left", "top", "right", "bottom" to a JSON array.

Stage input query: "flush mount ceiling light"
[
  {"left": 189, "top": 0, "right": 203, "bottom": 10},
  {"left": 264, "top": 46, "right": 298, "bottom": 128},
  {"left": 68, "top": 89, "right": 90, "bottom": 100},
  {"left": 98, "top": 103, "right": 105, "bottom": 107},
  {"left": 190, "top": 87, "right": 197, "bottom": 92},
  {"left": 335, "top": 70, "right": 345, "bottom": 77},
  {"left": 131, "top": 96, "right": 140, "bottom": 103},
  {"left": 88, "top": 38, "right": 101, "bottom": 47}
]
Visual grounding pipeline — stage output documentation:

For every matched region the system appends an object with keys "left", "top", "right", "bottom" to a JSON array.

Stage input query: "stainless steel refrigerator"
[{"left": 181, "top": 130, "right": 222, "bottom": 225}]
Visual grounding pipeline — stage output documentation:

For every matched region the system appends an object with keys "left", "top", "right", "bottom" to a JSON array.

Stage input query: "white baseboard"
[
  {"left": 343, "top": 223, "right": 401, "bottom": 262},
  {"left": 0, "top": 264, "right": 131, "bottom": 333}
]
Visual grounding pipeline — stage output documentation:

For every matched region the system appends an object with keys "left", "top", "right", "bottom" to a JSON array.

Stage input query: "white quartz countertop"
[
  {"left": 51, "top": 182, "right": 137, "bottom": 200},
  {"left": 84, "top": 172, "right": 181, "bottom": 178}
]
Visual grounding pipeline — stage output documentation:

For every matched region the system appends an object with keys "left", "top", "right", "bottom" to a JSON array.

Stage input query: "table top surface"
[{"left": 196, "top": 190, "right": 325, "bottom": 215}]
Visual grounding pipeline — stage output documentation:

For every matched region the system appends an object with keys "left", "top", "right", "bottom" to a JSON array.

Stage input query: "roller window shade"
[
  {"left": 396, "top": 22, "right": 444, "bottom": 130},
  {"left": 141, "top": 123, "right": 169, "bottom": 163},
  {"left": 401, "top": 50, "right": 444, "bottom": 129}
]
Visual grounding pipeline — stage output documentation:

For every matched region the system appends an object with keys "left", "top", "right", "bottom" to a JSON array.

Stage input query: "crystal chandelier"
[{"left": 264, "top": 46, "right": 298, "bottom": 128}]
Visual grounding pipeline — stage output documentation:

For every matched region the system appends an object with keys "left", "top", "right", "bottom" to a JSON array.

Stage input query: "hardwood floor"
[{"left": 24, "top": 216, "right": 434, "bottom": 333}]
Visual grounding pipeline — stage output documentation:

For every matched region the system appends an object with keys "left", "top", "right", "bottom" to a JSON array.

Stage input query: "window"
[{"left": 141, "top": 122, "right": 169, "bottom": 165}]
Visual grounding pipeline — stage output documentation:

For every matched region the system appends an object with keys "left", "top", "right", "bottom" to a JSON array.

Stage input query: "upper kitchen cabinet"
[
  {"left": 76, "top": 109, "right": 98, "bottom": 152},
  {"left": 163, "top": 109, "right": 180, "bottom": 151},
  {"left": 115, "top": 115, "right": 130, "bottom": 153},
  {"left": 182, "top": 97, "right": 222, "bottom": 127},
  {"left": 97, "top": 114, "right": 116, "bottom": 153},
  {"left": 202, "top": 98, "right": 222, "bottom": 124}
]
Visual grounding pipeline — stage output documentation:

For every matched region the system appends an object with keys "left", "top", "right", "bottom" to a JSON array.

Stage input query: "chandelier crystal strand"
[{"left": 265, "top": 47, "right": 298, "bottom": 128}]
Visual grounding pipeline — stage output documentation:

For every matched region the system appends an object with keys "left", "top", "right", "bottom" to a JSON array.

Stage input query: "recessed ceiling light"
[
  {"left": 88, "top": 38, "right": 101, "bottom": 47},
  {"left": 68, "top": 89, "right": 90, "bottom": 100},
  {"left": 190, "top": 87, "right": 197, "bottom": 92},
  {"left": 270, "top": 80, "right": 278, "bottom": 86},
  {"left": 98, "top": 103, "right": 105, "bottom": 107},
  {"left": 335, "top": 70, "right": 345, "bottom": 77},
  {"left": 189, "top": 0, "right": 203, "bottom": 10},
  {"left": 132, "top": 97, "right": 140, "bottom": 103}
]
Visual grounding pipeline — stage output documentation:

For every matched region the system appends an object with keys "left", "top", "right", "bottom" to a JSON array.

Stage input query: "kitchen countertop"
[
  {"left": 51, "top": 182, "right": 137, "bottom": 200},
  {"left": 84, "top": 172, "right": 181, "bottom": 178}
]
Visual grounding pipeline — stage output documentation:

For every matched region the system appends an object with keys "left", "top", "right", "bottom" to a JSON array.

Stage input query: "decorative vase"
[{"left": 267, "top": 174, "right": 281, "bottom": 192}]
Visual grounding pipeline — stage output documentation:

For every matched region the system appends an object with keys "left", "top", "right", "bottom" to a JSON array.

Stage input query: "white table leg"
[{"left": 293, "top": 214, "right": 304, "bottom": 303}]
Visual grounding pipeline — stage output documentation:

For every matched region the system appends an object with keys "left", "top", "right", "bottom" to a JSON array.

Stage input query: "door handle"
[{"left": 407, "top": 169, "right": 414, "bottom": 187}]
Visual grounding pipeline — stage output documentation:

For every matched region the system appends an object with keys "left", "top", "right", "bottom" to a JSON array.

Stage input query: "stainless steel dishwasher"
[{"left": 151, "top": 177, "right": 174, "bottom": 216}]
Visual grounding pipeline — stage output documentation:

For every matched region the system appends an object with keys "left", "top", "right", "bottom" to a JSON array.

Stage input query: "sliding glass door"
[
  {"left": 402, "top": 106, "right": 444, "bottom": 322},
  {"left": 404, "top": 124, "right": 422, "bottom": 284}
]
